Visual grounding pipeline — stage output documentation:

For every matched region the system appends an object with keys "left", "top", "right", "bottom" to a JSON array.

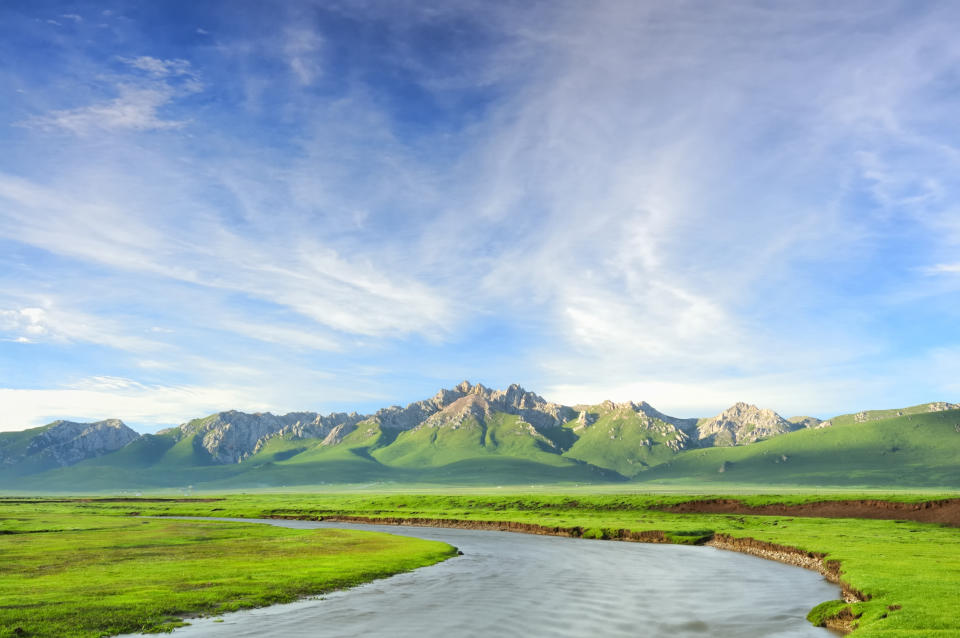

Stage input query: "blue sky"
[{"left": 2, "top": 1, "right": 960, "bottom": 432}]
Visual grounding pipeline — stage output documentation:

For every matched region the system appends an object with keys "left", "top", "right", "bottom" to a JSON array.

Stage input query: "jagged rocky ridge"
[
  {"left": 0, "top": 419, "right": 139, "bottom": 468},
  {"left": 9, "top": 383, "right": 957, "bottom": 479},
  {"left": 161, "top": 410, "right": 365, "bottom": 464},
  {"left": 695, "top": 402, "right": 800, "bottom": 446}
]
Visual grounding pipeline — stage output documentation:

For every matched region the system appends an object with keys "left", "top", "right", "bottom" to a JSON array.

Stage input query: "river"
[{"left": 125, "top": 518, "right": 840, "bottom": 637}]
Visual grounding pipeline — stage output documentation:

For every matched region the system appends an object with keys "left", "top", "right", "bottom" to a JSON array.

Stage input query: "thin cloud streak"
[{"left": 1, "top": 2, "right": 959, "bottom": 429}]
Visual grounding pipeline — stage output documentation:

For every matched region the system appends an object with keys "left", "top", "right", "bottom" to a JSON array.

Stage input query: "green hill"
[
  {"left": 561, "top": 402, "right": 689, "bottom": 476},
  {"left": 824, "top": 401, "right": 958, "bottom": 427},
  {"left": 636, "top": 409, "right": 960, "bottom": 487}
]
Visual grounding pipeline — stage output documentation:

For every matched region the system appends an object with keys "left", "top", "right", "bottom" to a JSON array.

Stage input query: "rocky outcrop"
[
  {"left": 632, "top": 401, "right": 700, "bottom": 434},
  {"left": 926, "top": 401, "right": 960, "bottom": 412},
  {"left": 9, "top": 419, "right": 139, "bottom": 468},
  {"left": 695, "top": 402, "right": 797, "bottom": 446},
  {"left": 788, "top": 416, "right": 823, "bottom": 428},
  {"left": 375, "top": 381, "right": 575, "bottom": 434},
  {"left": 159, "top": 381, "right": 578, "bottom": 465},
  {"left": 820, "top": 401, "right": 960, "bottom": 428},
  {"left": 180, "top": 410, "right": 365, "bottom": 464}
]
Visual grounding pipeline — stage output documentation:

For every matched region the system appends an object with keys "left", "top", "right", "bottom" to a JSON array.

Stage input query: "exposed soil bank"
[
  {"left": 271, "top": 513, "right": 864, "bottom": 633},
  {"left": 280, "top": 514, "right": 671, "bottom": 543},
  {"left": 658, "top": 498, "right": 960, "bottom": 526},
  {"left": 705, "top": 534, "right": 866, "bottom": 604}
]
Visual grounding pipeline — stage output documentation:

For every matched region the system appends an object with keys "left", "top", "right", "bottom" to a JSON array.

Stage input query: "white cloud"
[
  {"left": 283, "top": 28, "right": 323, "bottom": 85},
  {"left": 928, "top": 263, "right": 960, "bottom": 274},
  {"left": 0, "top": 382, "right": 270, "bottom": 433},
  {"left": 5, "top": 3, "right": 960, "bottom": 422},
  {"left": 20, "top": 57, "right": 201, "bottom": 134},
  {"left": 119, "top": 56, "right": 193, "bottom": 78},
  {"left": 25, "top": 86, "right": 189, "bottom": 134},
  {"left": 218, "top": 319, "right": 344, "bottom": 352},
  {"left": 0, "top": 148, "right": 454, "bottom": 340},
  {"left": 0, "top": 303, "right": 163, "bottom": 352}
]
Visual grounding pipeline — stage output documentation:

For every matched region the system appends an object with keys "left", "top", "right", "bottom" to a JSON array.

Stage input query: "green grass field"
[
  {"left": 2, "top": 491, "right": 957, "bottom": 637},
  {"left": 0, "top": 506, "right": 456, "bottom": 638}
]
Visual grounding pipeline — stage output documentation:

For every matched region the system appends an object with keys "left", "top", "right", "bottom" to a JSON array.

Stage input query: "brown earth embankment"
[
  {"left": 275, "top": 514, "right": 671, "bottom": 543},
  {"left": 657, "top": 498, "right": 960, "bottom": 526},
  {"left": 705, "top": 534, "right": 866, "bottom": 603}
]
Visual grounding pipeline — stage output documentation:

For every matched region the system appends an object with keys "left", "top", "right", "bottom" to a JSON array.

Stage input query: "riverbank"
[
  {"left": 131, "top": 517, "right": 839, "bottom": 638},
  {"left": 0, "top": 511, "right": 456, "bottom": 638},
  {"left": 655, "top": 497, "right": 960, "bottom": 526},
  {"left": 4, "top": 492, "right": 958, "bottom": 636},
  {"left": 277, "top": 513, "right": 867, "bottom": 631}
]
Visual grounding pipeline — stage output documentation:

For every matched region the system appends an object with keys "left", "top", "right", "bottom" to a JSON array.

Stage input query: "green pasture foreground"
[
  {"left": 1, "top": 492, "right": 958, "bottom": 637},
  {"left": 33, "top": 492, "right": 959, "bottom": 638},
  {"left": 0, "top": 510, "right": 456, "bottom": 638}
]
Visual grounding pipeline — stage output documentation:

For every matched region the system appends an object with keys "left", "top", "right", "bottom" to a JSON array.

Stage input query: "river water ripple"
[{"left": 125, "top": 518, "right": 839, "bottom": 638}]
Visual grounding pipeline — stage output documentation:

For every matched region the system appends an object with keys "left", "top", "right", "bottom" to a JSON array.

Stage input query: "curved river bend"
[{"left": 127, "top": 518, "right": 840, "bottom": 638}]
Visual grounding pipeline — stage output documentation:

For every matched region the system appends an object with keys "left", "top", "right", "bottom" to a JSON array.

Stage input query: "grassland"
[
  {"left": 634, "top": 410, "right": 960, "bottom": 487},
  {"left": 0, "top": 506, "right": 456, "bottom": 638},
  {"left": 2, "top": 491, "right": 957, "bottom": 637},
  {"left": 24, "top": 491, "right": 956, "bottom": 637}
]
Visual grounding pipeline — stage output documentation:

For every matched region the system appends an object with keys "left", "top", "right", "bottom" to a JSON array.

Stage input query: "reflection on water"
[{"left": 125, "top": 518, "right": 839, "bottom": 638}]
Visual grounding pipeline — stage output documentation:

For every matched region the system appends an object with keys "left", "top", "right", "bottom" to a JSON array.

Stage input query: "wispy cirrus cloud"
[
  {"left": 19, "top": 56, "right": 201, "bottom": 134},
  {"left": 1, "top": 1, "right": 959, "bottom": 431},
  {"left": 927, "top": 263, "right": 960, "bottom": 274},
  {"left": 0, "top": 303, "right": 163, "bottom": 352}
]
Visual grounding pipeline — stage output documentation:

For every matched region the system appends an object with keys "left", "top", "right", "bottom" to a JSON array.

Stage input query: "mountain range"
[{"left": 2, "top": 382, "right": 958, "bottom": 490}]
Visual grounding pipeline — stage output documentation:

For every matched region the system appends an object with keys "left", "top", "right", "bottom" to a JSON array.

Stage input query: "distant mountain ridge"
[
  {"left": 166, "top": 410, "right": 366, "bottom": 464},
  {"left": 3, "top": 384, "right": 958, "bottom": 489},
  {"left": 0, "top": 419, "right": 139, "bottom": 475}
]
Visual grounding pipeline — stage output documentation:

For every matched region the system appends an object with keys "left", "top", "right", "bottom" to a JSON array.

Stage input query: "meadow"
[
  {"left": 0, "top": 506, "right": 455, "bottom": 638},
  {"left": 1, "top": 491, "right": 958, "bottom": 637}
]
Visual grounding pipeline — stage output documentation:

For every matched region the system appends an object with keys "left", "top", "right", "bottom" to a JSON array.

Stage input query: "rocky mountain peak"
[
  {"left": 19, "top": 419, "right": 139, "bottom": 467},
  {"left": 399, "top": 382, "right": 573, "bottom": 431},
  {"left": 695, "top": 402, "right": 795, "bottom": 446},
  {"left": 182, "top": 410, "right": 365, "bottom": 464}
]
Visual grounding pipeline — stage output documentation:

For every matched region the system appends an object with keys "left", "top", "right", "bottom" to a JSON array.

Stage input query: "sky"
[{"left": 2, "top": 1, "right": 960, "bottom": 433}]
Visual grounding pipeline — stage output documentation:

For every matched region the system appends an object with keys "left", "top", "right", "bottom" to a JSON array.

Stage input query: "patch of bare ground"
[
  {"left": 275, "top": 514, "right": 671, "bottom": 542},
  {"left": 658, "top": 498, "right": 960, "bottom": 526}
]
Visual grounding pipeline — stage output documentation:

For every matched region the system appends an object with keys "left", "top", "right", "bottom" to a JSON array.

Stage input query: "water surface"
[{"left": 127, "top": 518, "right": 839, "bottom": 638}]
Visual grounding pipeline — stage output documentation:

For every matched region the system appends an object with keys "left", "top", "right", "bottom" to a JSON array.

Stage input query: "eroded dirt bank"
[
  {"left": 705, "top": 534, "right": 866, "bottom": 603},
  {"left": 280, "top": 514, "right": 671, "bottom": 543},
  {"left": 657, "top": 498, "right": 960, "bottom": 526}
]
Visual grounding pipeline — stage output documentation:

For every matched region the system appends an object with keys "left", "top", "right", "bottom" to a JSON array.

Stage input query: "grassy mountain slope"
[
  {"left": 374, "top": 413, "right": 565, "bottom": 466},
  {"left": 369, "top": 412, "right": 611, "bottom": 483},
  {"left": 562, "top": 404, "right": 687, "bottom": 477},
  {"left": 636, "top": 409, "right": 960, "bottom": 487},
  {"left": 825, "top": 402, "right": 958, "bottom": 427},
  {"left": 4, "top": 392, "right": 959, "bottom": 490},
  {"left": 0, "top": 424, "right": 59, "bottom": 478}
]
